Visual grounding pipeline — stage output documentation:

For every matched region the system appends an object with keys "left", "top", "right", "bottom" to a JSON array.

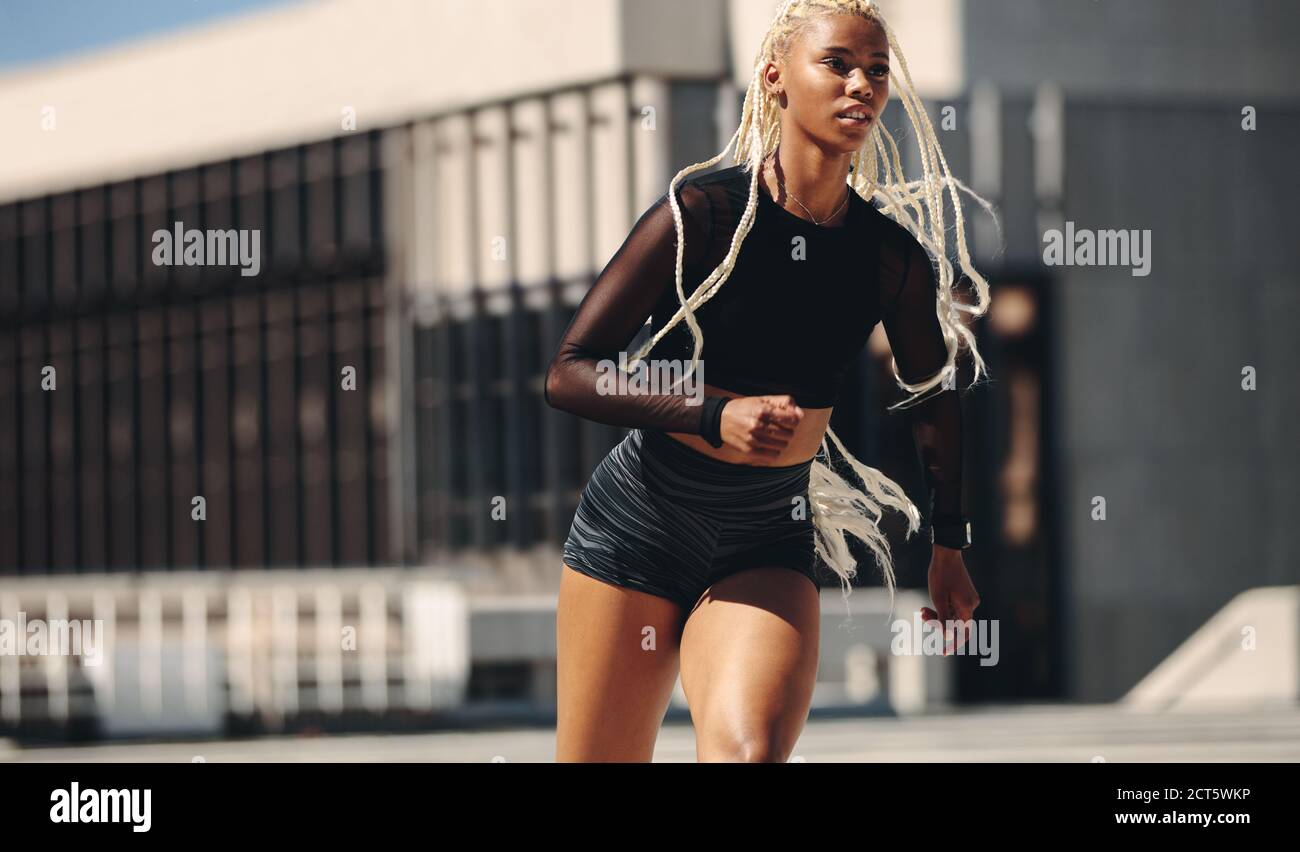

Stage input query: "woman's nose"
[{"left": 847, "top": 71, "right": 872, "bottom": 98}]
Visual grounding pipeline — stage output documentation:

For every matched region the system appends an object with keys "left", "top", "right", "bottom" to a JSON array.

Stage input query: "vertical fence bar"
[
  {"left": 0, "top": 202, "right": 18, "bottom": 319},
  {"left": 89, "top": 589, "right": 116, "bottom": 713},
  {"left": 430, "top": 125, "right": 456, "bottom": 553},
  {"left": 400, "top": 583, "right": 433, "bottom": 712},
  {"left": 199, "top": 284, "right": 233, "bottom": 570},
  {"left": 138, "top": 588, "right": 163, "bottom": 720},
  {"left": 44, "top": 591, "right": 69, "bottom": 721},
  {"left": 333, "top": 281, "right": 368, "bottom": 564},
  {"left": 382, "top": 127, "right": 417, "bottom": 566},
  {"left": 234, "top": 153, "right": 272, "bottom": 568},
  {"left": 106, "top": 301, "right": 136, "bottom": 569},
  {"left": 89, "top": 593, "right": 116, "bottom": 718},
  {"left": 298, "top": 284, "right": 334, "bottom": 565},
  {"left": 264, "top": 286, "right": 299, "bottom": 566},
  {"left": 170, "top": 169, "right": 203, "bottom": 569},
  {"left": 168, "top": 293, "right": 199, "bottom": 569},
  {"left": 215, "top": 166, "right": 238, "bottom": 537},
  {"left": 366, "top": 279, "right": 390, "bottom": 563},
  {"left": 76, "top": 228, "right": 106, "bottom": 571},
  {"left": 538, "top": 95, "right": 566, "bottom": 544},
  {"left": 139, "top": 176, "right": 170, "bottom": 569},
  {"left": 409, "top": 123, "right": 437, "bottom": 558},
  {"left": 182, "top": 587, "right": 208, "bottom": 717},
  {"left": 0, "top": 203, "right": 19, "bottom": 572},
  {"left": 49, "top": 193, "right": 78, "bottom": 575},
  {"left": 359, "top": 584, "right": 387, "bottom": 712},
  {"left": 231, "top": 291, "right": 266, "bottom": 567},
  {"left": 502, "top": 102, "right": 531, "bottom": 549},
  {"left": 412, "top": 308, "right": 435, "bottom": 554},
  {"left": 576, "top": 87, "right": 611, "bottom": 476},
  {"left": 464, "top": 110, "right": 489, "bottom": 551},
  {"left": 314, "top": 585, "right": 344, "bottom": 714},
  {"left": 327, "top": 277, "right": 342, "bottom": 566},
  {"left": 226, "top": 586, "right": 254, "bottom": 716},
  {"left": 48, "top": 318, "right": 77, "bottom": 572},
  {"left": 136, "top": 306, "right": 167, "bottom": 568},
  {"left": 0, "top": 593, "right": 18, "bottom": 723},
  {"left": 271, "top": 585, "right": 298, "bottom": 718},
  {"left": 26, "top": 197, "right": 52, "bottom": 574},
  {"left": 434, "top": 292, "right": 455, "bottom": 550},
  {"left": 20, "top": 314, "right": 49, "bottom": 572}
]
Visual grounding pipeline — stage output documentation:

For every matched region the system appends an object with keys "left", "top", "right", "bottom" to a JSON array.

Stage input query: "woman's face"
[{"left": 764, "top": 13, "right": 891, "bottom": 156}]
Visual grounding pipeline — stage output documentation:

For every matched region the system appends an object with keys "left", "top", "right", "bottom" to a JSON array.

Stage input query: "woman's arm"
[
  {"left": 544, "top": 181, "right": 729, "bottom": 440},
  {"left": 880, "top": 234, "right": 970, "bottom": 548}
]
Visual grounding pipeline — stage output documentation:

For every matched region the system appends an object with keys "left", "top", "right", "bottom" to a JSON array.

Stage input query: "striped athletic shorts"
[{"left": 562, "top": 427, "right": 822, "bottom": 612}]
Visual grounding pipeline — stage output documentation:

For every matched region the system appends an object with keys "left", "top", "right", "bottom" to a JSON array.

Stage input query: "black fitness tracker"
[{"left": 929, "top": 514, "right": 972, "bottom": 549}]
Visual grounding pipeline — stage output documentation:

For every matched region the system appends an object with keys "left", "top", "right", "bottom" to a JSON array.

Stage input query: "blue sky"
[{"left": 0, "top": 0, "right": 303, "bottom": 72}]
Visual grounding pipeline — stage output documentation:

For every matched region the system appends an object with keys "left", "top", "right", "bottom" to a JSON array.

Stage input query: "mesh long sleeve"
[
  {"left": 880, "top": 235, "right": 966, "bottom": 524},
  {"left": 544, "top": 182, "right": 716, "bottom": 434}
]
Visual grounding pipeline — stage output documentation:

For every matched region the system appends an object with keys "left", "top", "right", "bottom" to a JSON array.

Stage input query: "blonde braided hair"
[{"left": 627, "top": 0, "right": 995, "bottom": 618}]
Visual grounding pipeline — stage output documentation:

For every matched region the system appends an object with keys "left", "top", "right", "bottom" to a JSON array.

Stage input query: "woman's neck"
[{"left": 762, "top": 141, "right": 853, "bottom": 224}]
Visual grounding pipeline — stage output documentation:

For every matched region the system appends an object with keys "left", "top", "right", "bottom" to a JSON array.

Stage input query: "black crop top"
[{"left": 544, "top": 164, "right": 965, "bottom": 524}]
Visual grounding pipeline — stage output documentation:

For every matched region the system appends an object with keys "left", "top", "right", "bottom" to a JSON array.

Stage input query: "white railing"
[
  {"left": 0, "top": 569, "right": 469, "bottom": 736},
  {"left": 1, "top": 572, "right": 954, "bottom": 739}
]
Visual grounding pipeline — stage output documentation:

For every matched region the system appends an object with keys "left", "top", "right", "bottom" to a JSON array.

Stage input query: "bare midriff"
[{"left": 662, "top": 383, "right": 832, "bottom": 467}]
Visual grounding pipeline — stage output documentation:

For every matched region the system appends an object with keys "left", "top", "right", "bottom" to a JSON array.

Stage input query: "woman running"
[{"left": 546, "top": 0, "right": 991, "bottom": 762}]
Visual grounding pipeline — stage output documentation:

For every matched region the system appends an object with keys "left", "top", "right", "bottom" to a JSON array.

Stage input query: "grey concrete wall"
[
  {"left": 962, "top": 0, "right": 1299, "bottom": 100},
  {"left": 959, "top": 0, "right": 1300, "bottom": 700},
  {"left": 1055, "top": 100, "right": 1300, "bottom": 700}
]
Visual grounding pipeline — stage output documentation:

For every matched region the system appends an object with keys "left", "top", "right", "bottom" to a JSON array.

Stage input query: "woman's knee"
[{"left": 696, "top": 725, "right": 795, "bottom": 762}]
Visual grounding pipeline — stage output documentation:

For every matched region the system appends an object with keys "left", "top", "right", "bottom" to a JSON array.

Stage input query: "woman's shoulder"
[
  {"left": 674, "top": 164, "right": 752, "bottom": 212},
  {"left": 643, "top": 165, "right": 751, "bottom": 246},
  {"left": 683, "top": 163, "right": 750, "bottom": 191},
  {"left": 652, "top": 165, "right": 754, "bottom": 239}
]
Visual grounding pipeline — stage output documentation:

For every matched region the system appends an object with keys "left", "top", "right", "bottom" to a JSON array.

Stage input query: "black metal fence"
[
  {"left": 412, "top": 281, "right": 632, "bottom": 559},
  {"left": 0, "top": 132, "right": 388, "bottom": 572}
]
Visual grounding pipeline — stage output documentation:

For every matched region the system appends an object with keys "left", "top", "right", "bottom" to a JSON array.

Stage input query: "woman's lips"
[{"left": 835, "top": 112, "right": 873, "bottom": 128}]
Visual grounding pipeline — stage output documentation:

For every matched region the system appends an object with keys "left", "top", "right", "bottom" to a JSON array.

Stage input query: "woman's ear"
[{"left": 761, "top": 61, "right": 783, "bottom": 96}]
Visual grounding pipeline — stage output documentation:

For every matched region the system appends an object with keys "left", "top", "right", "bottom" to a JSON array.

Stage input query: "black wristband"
[
  {"left": 699, "top": 395, "right": 731, "bottom": 448},
  {"left": 929, "top": 515, "right": 972, "bottom": 549}
]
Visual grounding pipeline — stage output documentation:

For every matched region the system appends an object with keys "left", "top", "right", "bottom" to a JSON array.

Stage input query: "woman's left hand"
[{"left": 920, "top": 546, "right": 981, "bottom": 656}]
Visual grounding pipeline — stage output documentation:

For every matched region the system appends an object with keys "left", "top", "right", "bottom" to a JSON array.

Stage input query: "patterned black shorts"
[{"left": 562, "top": 427, "right": 821, "bottom": 612}]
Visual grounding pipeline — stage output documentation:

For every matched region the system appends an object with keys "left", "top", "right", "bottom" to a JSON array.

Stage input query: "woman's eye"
[{"left": 824, "top": 57, "right": 888, "bottom": 78}]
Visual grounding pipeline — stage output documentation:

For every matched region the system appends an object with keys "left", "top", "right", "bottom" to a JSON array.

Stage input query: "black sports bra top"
[{"left": 545, "top": 163, "right": 964, "bottom": 522}]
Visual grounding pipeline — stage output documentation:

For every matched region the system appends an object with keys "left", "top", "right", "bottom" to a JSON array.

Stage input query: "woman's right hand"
[{"left": 719, "top": 395, "right": 805, "bottom": 457}]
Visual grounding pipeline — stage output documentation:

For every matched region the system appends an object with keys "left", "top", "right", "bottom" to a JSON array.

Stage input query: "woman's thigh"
[
  {"left": 679, "top": 566, "right": 821, "bottom": 762},
  {"left": 555, "top": 563, "right": 687, "bottom": 762}
]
